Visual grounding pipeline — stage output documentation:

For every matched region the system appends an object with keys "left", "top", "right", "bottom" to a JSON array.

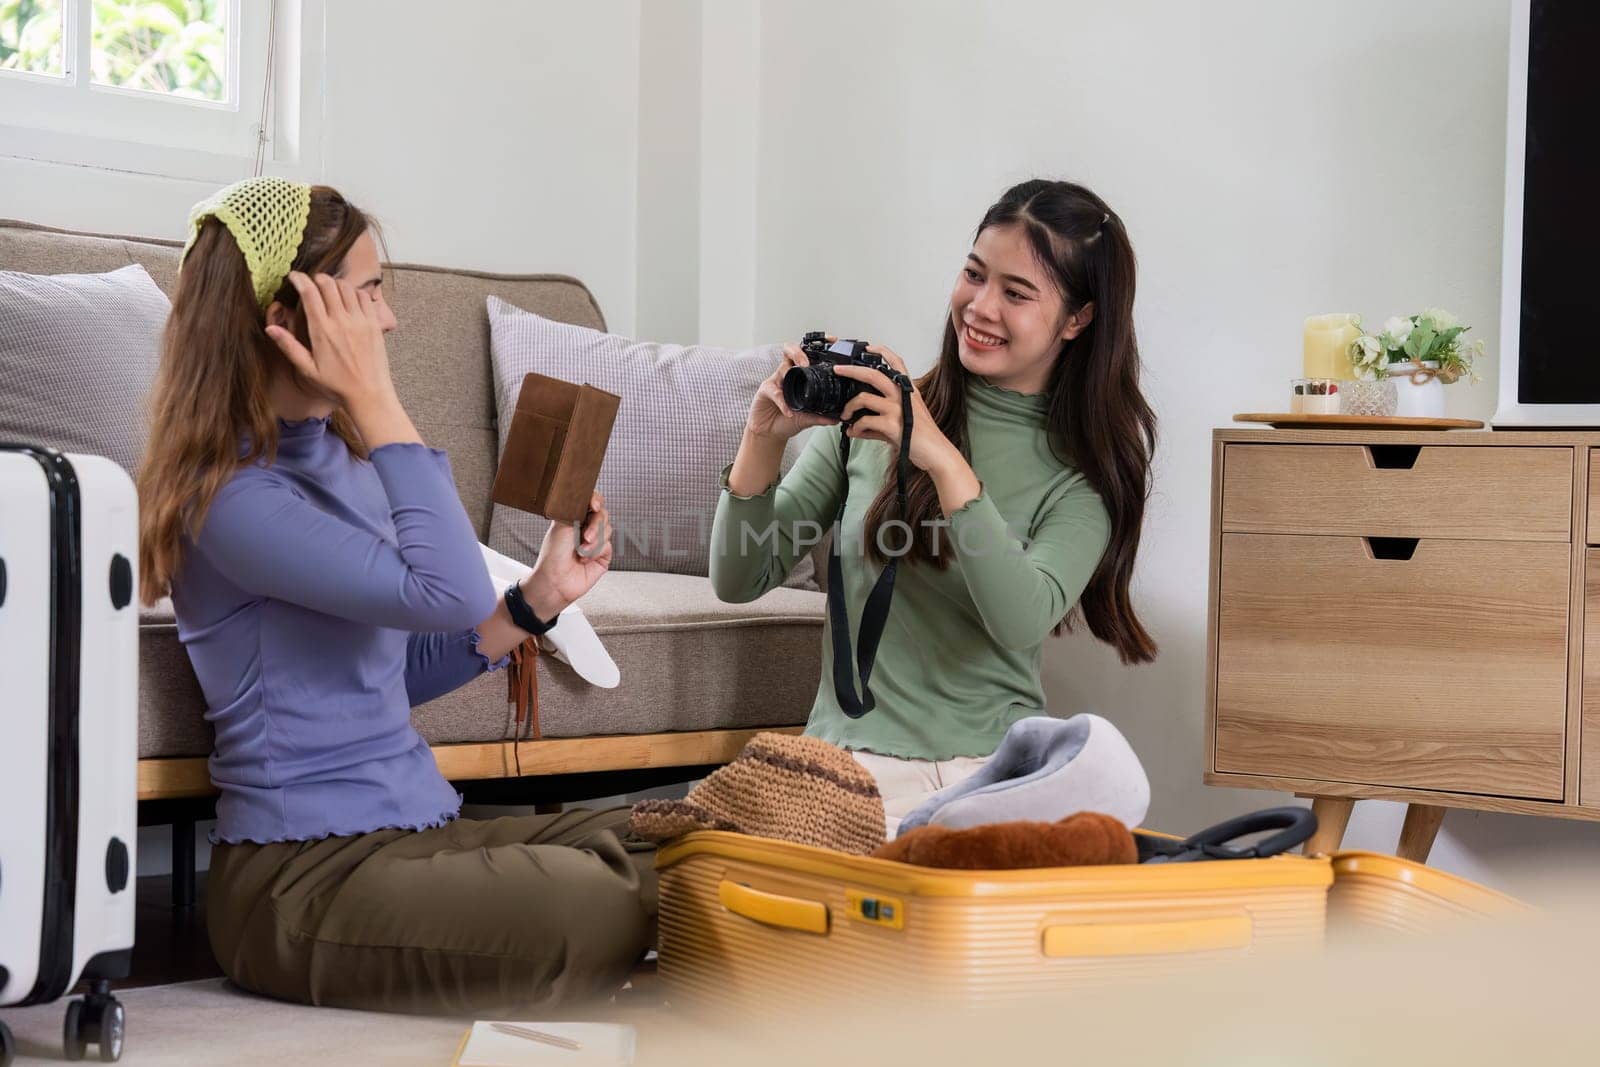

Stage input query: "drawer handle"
[
  {"left": 1367, "top": 444, "right": 1422, "bottom": 470},
  {"left": 1364, "top": 536, "right": 1419, "bottom": 560}
]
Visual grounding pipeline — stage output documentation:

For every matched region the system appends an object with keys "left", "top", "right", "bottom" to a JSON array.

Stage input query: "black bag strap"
[
  {"left": 1139, "top": 806, "right": 1319, "bottom": 864},
  {"left": 828, "top": 373, "right": 914, "bottom": 719}
]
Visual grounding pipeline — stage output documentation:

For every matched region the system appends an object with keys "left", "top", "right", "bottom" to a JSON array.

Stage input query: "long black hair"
[{"left": 860, "top": 179, "right": 1158, "bottom": 664}]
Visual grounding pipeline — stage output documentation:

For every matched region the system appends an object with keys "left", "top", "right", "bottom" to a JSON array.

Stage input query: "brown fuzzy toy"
[{"left": 870, "top": 811, "right": 1138, "bottom": 870}]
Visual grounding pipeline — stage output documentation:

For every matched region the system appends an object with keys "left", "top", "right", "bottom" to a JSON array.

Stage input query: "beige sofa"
[{"left": 1, "top": 219, "right": 825, "bottom": 804}]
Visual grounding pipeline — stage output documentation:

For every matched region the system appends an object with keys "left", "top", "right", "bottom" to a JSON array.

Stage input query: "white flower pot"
[{"left": 1389, "top": 360, "right": 1445, "bottom": 419}]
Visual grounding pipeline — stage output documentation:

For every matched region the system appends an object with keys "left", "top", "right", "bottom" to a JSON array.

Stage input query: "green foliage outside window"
[
  {"left": 2, "top": 0, "right": 226, "bottom": 101},
  {"left": 1, "top": 0, "right": 65, "bottom": 75}
]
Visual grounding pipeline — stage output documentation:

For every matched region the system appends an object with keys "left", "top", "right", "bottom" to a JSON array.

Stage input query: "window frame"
[{"left": 0, "top": 0, "right": 323, "bottom": 182}]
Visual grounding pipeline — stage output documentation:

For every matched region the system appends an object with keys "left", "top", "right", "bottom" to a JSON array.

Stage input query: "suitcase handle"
[
  {"left": 1041, "top": 914, "right": 1253, "bottom": 958},
  {"left": 719, "top": 880, "right": 830, "bottom": 935}
]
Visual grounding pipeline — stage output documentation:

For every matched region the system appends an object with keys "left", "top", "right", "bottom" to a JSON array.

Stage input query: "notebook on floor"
[{"left": 451, "top": 1021, "right": 636, "bottom": 1066}]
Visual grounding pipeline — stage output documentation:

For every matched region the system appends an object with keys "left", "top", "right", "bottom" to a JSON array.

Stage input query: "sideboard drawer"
[
  {"left": 1584, "top": 549, "right": 1600, "bottom": 806},
  {"left": 1222, "top": 445, "right": 1572, "bottom": 541},
  {"left": 1213, "top": 533, "right": 1568, "bottom": 799},
  {"left": 1588, "top": 451, "right": 1600, "bottom": 545}
]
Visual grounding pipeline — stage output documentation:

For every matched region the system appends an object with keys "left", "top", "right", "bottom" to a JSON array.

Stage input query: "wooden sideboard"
[{"left": 1205, "top": 428, "right": 1600, "bottom": 862}]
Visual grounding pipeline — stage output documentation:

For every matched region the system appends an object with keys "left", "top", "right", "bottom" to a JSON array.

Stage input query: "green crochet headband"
[{"left": 182, "top": 176, "right": 313, "bottom": 310}]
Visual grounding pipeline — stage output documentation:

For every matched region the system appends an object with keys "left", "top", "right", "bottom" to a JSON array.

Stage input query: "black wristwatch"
[{"left": 504, "top": 583, "right": 560, "bottom": 636}]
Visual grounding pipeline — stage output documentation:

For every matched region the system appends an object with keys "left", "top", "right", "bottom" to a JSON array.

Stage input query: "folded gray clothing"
[{"left": 896, "top": 714, "right": 1150, "bottom": 837}]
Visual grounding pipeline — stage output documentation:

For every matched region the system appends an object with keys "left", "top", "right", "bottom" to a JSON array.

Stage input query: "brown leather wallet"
[{"left": 491, "top": 371, "right": 621, "bottom": 523}]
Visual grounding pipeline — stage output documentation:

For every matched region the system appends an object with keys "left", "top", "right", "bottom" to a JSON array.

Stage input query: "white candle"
[{"left": 1303, "top": 314, "right": 1359, "bottom": 380}]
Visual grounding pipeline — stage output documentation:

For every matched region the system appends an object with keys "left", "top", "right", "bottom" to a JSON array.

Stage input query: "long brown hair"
[
  {"left": 138, "top": 185, "right": 375, "bottom": 605},
  {"left": 861, "top": 179, "right": 1158, "bottom": 664}
]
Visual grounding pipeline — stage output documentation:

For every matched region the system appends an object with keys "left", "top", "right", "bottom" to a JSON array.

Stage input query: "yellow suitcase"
[
  {"left": 1327, "top": 850, "right": 1528, "bottom": 935},
  {"left": 654, "top": 830, "right": 1332, "bottom": 1011},
  {"left": 654, "top": 809, "right": 1525, "bottom": 1013}
]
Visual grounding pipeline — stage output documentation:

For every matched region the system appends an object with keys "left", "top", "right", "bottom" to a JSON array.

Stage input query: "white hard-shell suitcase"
[{"left": 0, "top": 446, "right": 139, "bottom": 1064}]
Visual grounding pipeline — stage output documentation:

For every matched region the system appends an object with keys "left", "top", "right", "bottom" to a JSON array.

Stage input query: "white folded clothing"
[{"left": 479, "top": 543, "right": 620, "bottom": 689}]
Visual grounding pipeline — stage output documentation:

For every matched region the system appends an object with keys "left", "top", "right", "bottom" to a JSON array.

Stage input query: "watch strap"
[{"left": 505, "top": 583, "right": 560, "bottom": 636}]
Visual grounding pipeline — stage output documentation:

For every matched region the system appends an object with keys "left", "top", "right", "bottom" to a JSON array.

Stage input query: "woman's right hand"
[
  {"left": 746, "top": 343, "right": 839, "bottom": 442},
  {"left": 266, "top": 271, "right": 397, "bottom": 413}
]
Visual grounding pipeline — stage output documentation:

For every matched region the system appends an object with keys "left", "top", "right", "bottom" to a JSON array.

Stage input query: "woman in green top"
[{"left": 710, "top": 179, "right": 1157, "bottom": 830}]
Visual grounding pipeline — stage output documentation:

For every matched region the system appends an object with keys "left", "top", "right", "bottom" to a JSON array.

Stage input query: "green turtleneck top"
[{"left": 709, "top": 379, "right": 1112, "bottom": 760}]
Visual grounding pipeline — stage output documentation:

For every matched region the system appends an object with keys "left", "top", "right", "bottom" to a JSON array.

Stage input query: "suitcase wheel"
[
  {"left": 63, "top": 1000, "right": 84, "bottom": 1061},
  {"left": 1, "top": 1018, "right": 15, "bottom": 1067},
  {"left": 63, "top": 982, "right": 124, "bottom": 1063}
]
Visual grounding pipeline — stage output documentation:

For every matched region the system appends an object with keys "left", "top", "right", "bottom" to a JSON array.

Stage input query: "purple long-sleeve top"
[{"left": 171, "top": 415, "right": 507, "bottom": 844}]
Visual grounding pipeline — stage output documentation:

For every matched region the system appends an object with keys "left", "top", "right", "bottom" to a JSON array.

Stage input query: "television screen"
[{"left": 1518, "top": 2, "right": 1600, "bottom": 404}]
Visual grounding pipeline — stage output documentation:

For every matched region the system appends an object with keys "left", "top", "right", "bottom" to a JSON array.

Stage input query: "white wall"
[
  {"left": 319, "top": 2, "right": 643, "bottom": 331},
  {"left": 11, "top": 0, "right": 1590, "bottom": 895},
  {"left": 635, "top": 0, "right": 702, "bottom": 343}
]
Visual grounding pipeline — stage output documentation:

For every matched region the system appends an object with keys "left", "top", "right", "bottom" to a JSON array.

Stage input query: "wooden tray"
[{"left": 1233, "top": 413, "right": 1485, "bottom": 430}]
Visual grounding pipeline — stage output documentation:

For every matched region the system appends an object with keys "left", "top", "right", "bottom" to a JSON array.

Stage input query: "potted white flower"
[{"left": 1347, "top": 309, "right": 1486, "bottom": 418}]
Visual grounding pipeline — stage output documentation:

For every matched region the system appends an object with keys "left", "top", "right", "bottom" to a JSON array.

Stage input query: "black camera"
[
  {"left": 782, "top": 331, "right": 894, "bottom": 419},
  {"left": 786, "top": 334, "right": 914, "bottom": 720}
]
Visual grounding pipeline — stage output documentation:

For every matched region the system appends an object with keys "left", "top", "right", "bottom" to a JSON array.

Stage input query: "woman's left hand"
[
  {"left": 522, "top": 492, "right": 613, "bottom": 620},
  {"left": 834, "top": 345, "right": 959, "bottom": 472}
]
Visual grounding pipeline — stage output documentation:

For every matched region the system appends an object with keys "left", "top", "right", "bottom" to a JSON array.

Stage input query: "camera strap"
[{"left": 828, "top": 373, "right": 915, "bottom": 718}]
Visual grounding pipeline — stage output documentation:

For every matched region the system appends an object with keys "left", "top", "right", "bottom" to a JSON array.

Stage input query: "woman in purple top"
[{"left": 136, "top": 179, "right": 654, "bottom": 1014}]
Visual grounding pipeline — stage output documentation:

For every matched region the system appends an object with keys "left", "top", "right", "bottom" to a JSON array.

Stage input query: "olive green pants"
[{"left": 206, "top": 808, "right": 658, "bottom": 1015}]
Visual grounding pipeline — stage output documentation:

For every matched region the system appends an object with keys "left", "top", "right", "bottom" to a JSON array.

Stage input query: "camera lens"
[{"left": 783, "top": 366, "right": 844, "bottom": 416}]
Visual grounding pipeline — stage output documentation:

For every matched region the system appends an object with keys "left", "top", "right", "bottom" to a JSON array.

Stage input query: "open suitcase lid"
[
  {"left": 657, "top": 839, "right": 1522, "bottom": 916},
  {"left": 656, "top": 830, "right": 1335, "bottom": 898},
  {"left": 657, "top": 803, "right": 1522, "bottom": 915}
]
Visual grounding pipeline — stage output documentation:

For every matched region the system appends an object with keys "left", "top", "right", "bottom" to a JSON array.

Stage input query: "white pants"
[{"left": 852, "top": 751, "right": 990, "bottom": 837}]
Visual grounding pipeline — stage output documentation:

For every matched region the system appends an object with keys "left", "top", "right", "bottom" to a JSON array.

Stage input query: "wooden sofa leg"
[
  {"left": 171, "top": 818, "right": 197, "bottom": 910},
  {"left": 1396, "top": 803, "right": 1445, "bottom": 864},
  {"left": 1302, "top": 796, "right": 1355, "bottom": 856}
]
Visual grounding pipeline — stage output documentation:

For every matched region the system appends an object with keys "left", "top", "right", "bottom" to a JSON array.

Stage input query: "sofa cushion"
[
  {"left": 484, "top": 298, "right": 817, "bottom": 589},
  {"left": 0, "top": 264, "right": 167, "bottom": 474},
  {"left": 137, "top": 599, "right": 211, "bottom": 758},
  {"left": 414, "top": 570, "right": 824, "bottom": 744},
  {"left": 137, "top": 571, "right": 824, "bottom": 758}
]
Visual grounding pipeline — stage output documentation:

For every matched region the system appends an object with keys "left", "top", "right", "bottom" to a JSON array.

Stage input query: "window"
[
  {"left": 3, "top": 0, "right": 228, "bottom": 99},
  {"left": 0, "top": 0, "right": 322, "bottom": 182},
  {"left": 1, "top": 0, "right": 67, "bottom": 78},
  {"left": 92, "top": 0, "right": 230, "bottom": 101}
]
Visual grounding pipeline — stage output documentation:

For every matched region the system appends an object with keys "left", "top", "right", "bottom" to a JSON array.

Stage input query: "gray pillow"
[
  {"left": 486, "top": 297, "right": 817, "bottom": 589},
  {"left": 0, "top": 264, "right": 168, "bottom": 475}
]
